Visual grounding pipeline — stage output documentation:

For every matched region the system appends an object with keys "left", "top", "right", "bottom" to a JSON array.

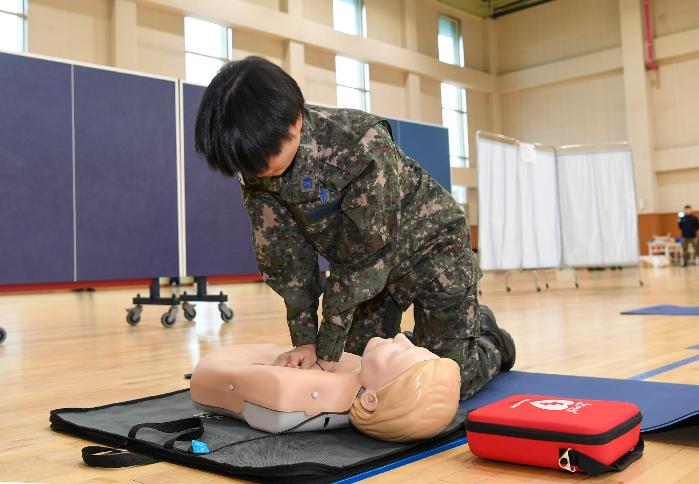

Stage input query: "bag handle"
[
  {"left": 82, "top": 417, "right": 204, "bottom": 468},
  {"left": 559, "top": 436, "right": 644, "bottom": 475}
]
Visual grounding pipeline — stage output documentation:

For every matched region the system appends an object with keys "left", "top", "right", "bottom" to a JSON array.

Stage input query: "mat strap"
[
  {"left": 82, "top": 446, "right": 159, "bottom": 468},
  {"left": 82, "top": 417, "right": 204, "bottom": 468},
  {"left": 558, "top": 437, "right": 644, "bottom": 475},
  {"left": 128, "top": 417, "right": 204, "bottom": 449}
]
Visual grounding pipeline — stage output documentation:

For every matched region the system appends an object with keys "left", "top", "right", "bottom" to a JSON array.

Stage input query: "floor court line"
[{"left": 628, "top": 345, "right": 699, "bottom": 381}]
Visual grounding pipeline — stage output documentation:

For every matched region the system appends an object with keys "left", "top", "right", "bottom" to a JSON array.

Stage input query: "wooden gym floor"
[{"left": 1, "top": 266, "right": 698, "bottom": 483}]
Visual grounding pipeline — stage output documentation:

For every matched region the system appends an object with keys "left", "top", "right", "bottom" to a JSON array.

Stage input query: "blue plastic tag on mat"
[{"left": 191, "top": 440, "right": 210, "bottom": 454}]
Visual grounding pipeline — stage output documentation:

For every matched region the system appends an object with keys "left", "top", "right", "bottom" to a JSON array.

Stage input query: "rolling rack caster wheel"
[
  {"left": 545, "top": 284, "right": 549, "bottom": 289},
  {"left": 126, "top": 304, "right": 143, "bottom": 326},
  {"left": 182, "top": 301, "right": 197, "bottom": 321},
  {"left": 0, "top": 327, "right": 6, "bottom": 344},
  {"left": 506, "top": 287, "right": 511, "bottom": 293},
  {"left": 639, "top": 281, "right": 644, "bottom": 287},
  {"left": 536, "top": 287, "right": 542, "bottom": 292},
  {"left": 575, "top": 283, "right": 580, "bottom": 289},
  {"left": 218, "top": 302, "right": 234, "bottom": 323},
  {"left": 161, "top": 305, "right": 178, "bottom": 328}
]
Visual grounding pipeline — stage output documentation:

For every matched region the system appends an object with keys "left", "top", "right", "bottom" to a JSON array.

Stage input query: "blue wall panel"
[
  {"left": 390, "top": 119, "right": 451, "bottom": 192},
  {"left": 74, "top": 67, "right": 179, "bottom": 280},
  {"left": 385, "top": 119, "right": 400, "bottom": 144},
  {"left": 0, "top": 53, "right": 74, "bottom": 284},
  {"left": 183, "top": 84, "right": 258, "bottom": 276}
]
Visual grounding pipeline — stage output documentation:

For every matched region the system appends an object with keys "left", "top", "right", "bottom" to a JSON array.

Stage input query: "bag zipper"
[{"left": 466, "top": 412, "right": 642, "bottom": 445}]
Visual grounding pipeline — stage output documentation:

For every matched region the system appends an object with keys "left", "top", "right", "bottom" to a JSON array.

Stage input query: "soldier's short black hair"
[
  {"left": 685, "top": 205, "right": 692, "bottom": 209},
  {"left": 194, "top": 56, "right": 305, "bottom": 177}
]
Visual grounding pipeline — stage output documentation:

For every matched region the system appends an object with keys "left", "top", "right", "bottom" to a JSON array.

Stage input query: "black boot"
[{"left": 479, "top": 305, "right": 516, "bottom": 372}]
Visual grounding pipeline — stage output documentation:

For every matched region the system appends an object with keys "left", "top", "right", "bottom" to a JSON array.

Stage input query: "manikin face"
[
  {"left": 358, "top": 334, "right": 439, "bottom": 409},
  {"left": 256, "top": 115, "right": 303, "bottom": 177}
]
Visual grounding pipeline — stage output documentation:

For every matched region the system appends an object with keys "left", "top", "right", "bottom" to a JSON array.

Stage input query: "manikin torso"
[{"left": 190, "top": 335, "right": 441, "bottom": 434}]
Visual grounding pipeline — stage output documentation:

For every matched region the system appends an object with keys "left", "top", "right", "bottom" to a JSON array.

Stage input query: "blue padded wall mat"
[
  {"left": 461, "top": 371, "right": 699, "bottom": 432},
  {"left": 182, "top": 83, "right": 259, "bottom": 277},
  {"left": 385, "top": 118, "right": 451, "bottom": 192},
  {"left": 621, "top": 305, "right": 699, "bottom": 316},
  {"left": 0, "top": 53, "right": 74, "bottom": 284},
  {"left": 73, "top": 66, "right": 179, "bottom": 280}
]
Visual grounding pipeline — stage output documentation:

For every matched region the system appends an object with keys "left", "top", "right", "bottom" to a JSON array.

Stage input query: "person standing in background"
[{"left": 679, "top": 205, "right": 699, "bottom": 267}]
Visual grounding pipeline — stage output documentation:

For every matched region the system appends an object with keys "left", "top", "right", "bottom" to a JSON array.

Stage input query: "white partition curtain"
[
  {"left": 477, "top": 137, "right": 521, "bottom": 271},
  {"left": 477, "top": 132, "right": 638, "bottom": 272},
  {"left": 557, "top": 148, "right": 639, "bottom": 267},
  {"left": 477, "top": 136, "right": 561, "bottom": 271},
  {"left": 519, "top": 146, "right": 561, "bottom": 269}
]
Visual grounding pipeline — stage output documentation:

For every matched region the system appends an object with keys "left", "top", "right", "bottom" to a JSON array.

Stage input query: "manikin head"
[{"left": 349, "top": 334, "right": 460, "bottom": 442}]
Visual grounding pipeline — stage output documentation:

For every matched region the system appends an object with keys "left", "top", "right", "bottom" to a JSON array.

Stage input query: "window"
[
  {"left": 0, "top": 0, "right": 27, "bottom": 53},
  {"left": 336, "top": 55, "right": 370, "bottom": 112},
  {"left": 437, "top": 14, "right": 463, "bottom": 67},
  {"left": 441, "top": 82, "right": 469, "bottom": 168},
  {"left": 333, "top": 0, "right": 367, "bottom": 37},
  {"left": 451, "top": 185, "right": 468, "bottom": 205},
  {"left": 185, "top": 17, "right": 232, "bottom": 86}
]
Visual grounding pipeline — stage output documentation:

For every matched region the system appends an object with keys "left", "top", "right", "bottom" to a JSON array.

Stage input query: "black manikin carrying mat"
[{"left": 50, "top": 389, "right": 466, "bottom": 483}]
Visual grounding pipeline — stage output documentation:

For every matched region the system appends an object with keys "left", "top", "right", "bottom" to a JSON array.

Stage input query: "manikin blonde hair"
[{"left": 349, "top": 358, "right": 460, "bottom": 442}]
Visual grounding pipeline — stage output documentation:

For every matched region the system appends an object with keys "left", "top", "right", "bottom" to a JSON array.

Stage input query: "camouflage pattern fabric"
[{"left": 240, "top": 105, "right": 483, "bottom": 372}]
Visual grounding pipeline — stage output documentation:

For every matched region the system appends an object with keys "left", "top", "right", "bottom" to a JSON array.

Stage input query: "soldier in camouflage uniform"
[{"left": 195, "top": 57, "right": 515, "bottom": 399}]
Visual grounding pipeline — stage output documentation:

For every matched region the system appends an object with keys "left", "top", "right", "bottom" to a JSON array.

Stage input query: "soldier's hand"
[
  {"left": 273, "top": 344, "right": 318, "bottom": 369},
  {"left": 316, "top": 359, "right": 337, "bottom": 372}
]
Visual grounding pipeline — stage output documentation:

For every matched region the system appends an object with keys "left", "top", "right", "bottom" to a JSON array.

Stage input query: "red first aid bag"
[{"left": 466, "top": 394, "right": 644, "bottom": 475}]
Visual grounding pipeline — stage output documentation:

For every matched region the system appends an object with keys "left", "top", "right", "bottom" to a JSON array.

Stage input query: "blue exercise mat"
[
  {"left": 461, "top": 371, "right": 699, "bottom": 432},
  {"left": 621, "top": 305, "right": 699, "bottom": 316}
]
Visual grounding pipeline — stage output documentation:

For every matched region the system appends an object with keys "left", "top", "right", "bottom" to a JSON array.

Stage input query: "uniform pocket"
[
  {"left": 432, "top": 251, "right": 480, "bottom": 295},
  {"left": 339, "top": 204, "right": 391, "bottom": 258}
]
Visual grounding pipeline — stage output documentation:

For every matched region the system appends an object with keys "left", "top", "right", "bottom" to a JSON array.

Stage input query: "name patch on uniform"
[
  {"left": 302, "top": 176, "right": 314, "bottom": 192},
  {"left": 319, "top": 187, "right": 330, "bottom": 204}
]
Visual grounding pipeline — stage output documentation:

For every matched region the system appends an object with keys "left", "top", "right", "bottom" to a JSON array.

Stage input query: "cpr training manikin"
[{"left": 190, "top": 333, "right": 461, "bottom": 442}]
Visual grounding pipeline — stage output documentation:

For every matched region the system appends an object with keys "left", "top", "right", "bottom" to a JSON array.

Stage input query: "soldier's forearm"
[
  {"left": 315, "top": 311, "right": 354, "bottom": 361},
  {"left": 289, "top": 324, "right": 318, "bottom": 347},
  {"left": 287, "top": 301, "right": 319, "bottom": 347}
]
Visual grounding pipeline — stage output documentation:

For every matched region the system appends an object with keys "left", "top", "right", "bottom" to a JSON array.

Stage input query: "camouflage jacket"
[{"left": 240, "top": 105, "right": 480, "bottom": 361}]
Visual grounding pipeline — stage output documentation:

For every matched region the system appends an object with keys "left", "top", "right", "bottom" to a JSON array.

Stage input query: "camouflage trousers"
[
  {"left": 681, "top": 237, "right": 699, "bottom": 264},
  {"left": 344, "top": 263, "right": 501, "bottom": 400}
]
